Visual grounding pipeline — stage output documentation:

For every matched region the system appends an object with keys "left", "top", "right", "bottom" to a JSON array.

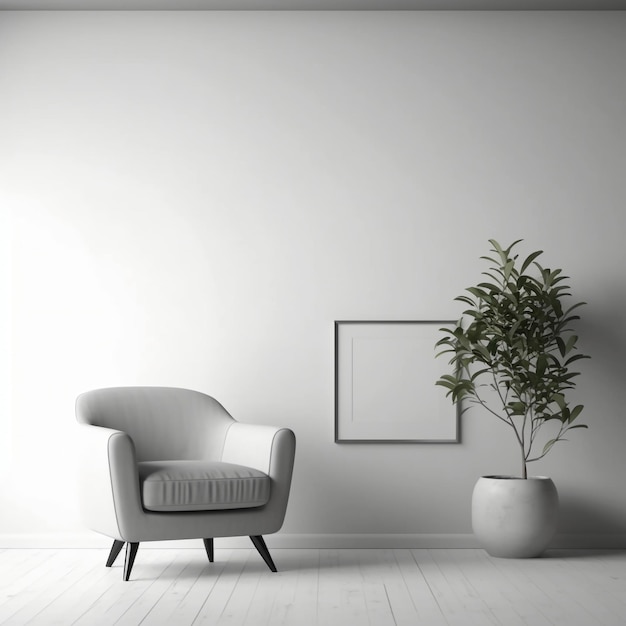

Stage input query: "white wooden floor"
[{"left": 1, "top": 548, "right": 625, "bottom": 625}]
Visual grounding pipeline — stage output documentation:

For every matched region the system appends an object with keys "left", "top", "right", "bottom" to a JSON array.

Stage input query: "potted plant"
[{"left": 436, "top": 239, "right": 589, "bottom": 557}]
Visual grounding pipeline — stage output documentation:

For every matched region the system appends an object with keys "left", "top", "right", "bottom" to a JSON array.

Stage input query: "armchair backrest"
[{"left": 75, "top": 387, "right": 234, "bottom": 461}]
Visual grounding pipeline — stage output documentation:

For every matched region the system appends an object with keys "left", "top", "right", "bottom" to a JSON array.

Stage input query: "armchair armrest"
[
  {"left": 76, "top": 423, "right": 142, "bottom": 540},
  {"left": 221, "top": 423, "right": 296, "bottom": 531},
  {"left": 221, "top": 423, "right": 294, "bottom": 476}
]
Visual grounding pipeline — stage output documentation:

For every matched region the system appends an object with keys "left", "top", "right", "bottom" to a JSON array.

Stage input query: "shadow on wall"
[
  {"left": 558, "top": 495, "right": 626, "bottom": 535},
  {"left": 574, "top": 285, "right": 626, "bottom": 443},
  {"left": 555, "top": 285, "right": 626, "bottom": 544},
  {"left": 577, "top": 282, "right": 626, "bottom": 387}
]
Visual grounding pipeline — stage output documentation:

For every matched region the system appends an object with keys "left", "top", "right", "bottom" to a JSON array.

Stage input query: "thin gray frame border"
[{"left": 334, "top": 320, "right": 461, "bottom": 444}]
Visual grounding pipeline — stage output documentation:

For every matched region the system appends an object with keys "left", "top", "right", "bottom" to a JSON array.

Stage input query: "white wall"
[{"left": 1, "top": 10, "right": 625, "bottom": 546}]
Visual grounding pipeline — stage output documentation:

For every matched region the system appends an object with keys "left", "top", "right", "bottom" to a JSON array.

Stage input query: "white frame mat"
[{"left": 334, "top": 320, "right": 460, "bottom": 443}]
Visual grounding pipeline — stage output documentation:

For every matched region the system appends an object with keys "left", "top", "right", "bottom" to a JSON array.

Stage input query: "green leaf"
[
  {"left": 455, "top": 295, "right": 477, "bottom": 307},
  {"left": 563, "top": 302, "right": 587, "bottom": 318},
  {"left": 472, "top": 345, "right": 492, "bottom": 361},
  {"left": 503, "top": 259, "right": 515, "bottom": 281},
  {"left": 520, "top": 249, "right": 543, "bottom": 274},
  {"left": 542, "top": 438, "right": 558, "bottom": 456},
  {"left": 552, "top": 393, "right": 566, "bottom": 410},
  {"left": 435, "top": 349, "right": 455, "bottom": 359},
  {"left": 435, "top": 330, "right": 456, "bottom": 342},
  {"left": 482, "top": 269, "right": 506, "bottom": 285},
  {"left": 563, "top": 335, "right": 578, "bottom": 355},
  {"left": 502, "top": 239, "right": 524, "bottom": 256},
  {"left": 470, "top": 368, "right": 491, "bottom": 381},
  {"left": 488, "top": 239, "right": 508, "bottom": 265},
  {"left": 480, "top": 255, "right": 501, "bottom": 267},
  {"left": 565, "top": 354, "right": 590, "bottom": 366},
  {"left": 536, "top": 354, "right": 547, "bottom": 378},
  {"left": 508, "top": 402, "right": 526, "bottom": 415},
  {"left": 568, "top": 405, "right": 584, "bottom": 423},
  {"left": 438, "top": 374, "right": 458, "bottom": 384},
  {"left": 466, "top": 286, "right": 489, "bottom": 300},
  {"left": 435, "top": 380, "right": 456, "bottom": 392},
  {"left": 478, "top": 281, "right": 501, "bottom": 293}
]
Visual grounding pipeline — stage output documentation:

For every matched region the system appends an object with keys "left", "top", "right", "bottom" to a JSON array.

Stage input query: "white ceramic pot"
[{"left": 472, "top": 475, "right": 559, "bottom": 558}]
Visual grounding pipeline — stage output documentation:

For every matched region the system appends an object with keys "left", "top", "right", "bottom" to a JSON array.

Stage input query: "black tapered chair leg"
[
  {"left": 250, "top": 535, "right": 277, "bottom": 572},
  {"left": 106, "top": 540, "right": 125, "bottom": 567},
  {"left": 123, "top": 542, "right": 140, "bottom": 581},
  {"left": 203, "top": 538, "right": 214, "bottom": 563}
]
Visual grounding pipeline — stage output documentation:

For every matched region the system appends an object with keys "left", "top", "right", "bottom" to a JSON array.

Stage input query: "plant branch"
[{"left": 490, "top": 368, "right": 525, "bottom": 450}]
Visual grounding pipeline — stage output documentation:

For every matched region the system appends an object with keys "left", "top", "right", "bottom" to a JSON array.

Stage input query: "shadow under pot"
[{"left": 472, "top": 475, "right": 559, "bottom": 558}]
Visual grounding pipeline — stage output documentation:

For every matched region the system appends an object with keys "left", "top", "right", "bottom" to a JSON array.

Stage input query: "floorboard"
[{"left": 0, "top": 548, "right": 625, "bottom": 625}]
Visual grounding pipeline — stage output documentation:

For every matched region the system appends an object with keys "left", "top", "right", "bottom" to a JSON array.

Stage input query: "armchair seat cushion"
[{"left": 138, "top": 460, "right": 270, "bottom": 512}]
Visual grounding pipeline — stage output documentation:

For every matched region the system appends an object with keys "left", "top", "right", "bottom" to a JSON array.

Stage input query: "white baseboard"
[
  {"left": 549, "top": 534, "right": 626, "bottom": 549},
  {"left": 0, "top": 533, "right": 476, "bottom": 549},
  {"left": 1, "top": 532, "right": 625, "bottom": 550}
]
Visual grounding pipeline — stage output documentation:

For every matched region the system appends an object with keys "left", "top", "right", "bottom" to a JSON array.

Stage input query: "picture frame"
[{"left": 334, "top": 320, "right": 460, "bottom": 443}]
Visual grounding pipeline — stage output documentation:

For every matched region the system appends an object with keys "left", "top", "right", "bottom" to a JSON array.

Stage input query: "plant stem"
[{"left": 469, "top": 387, "right": 509, "bottom": 424}]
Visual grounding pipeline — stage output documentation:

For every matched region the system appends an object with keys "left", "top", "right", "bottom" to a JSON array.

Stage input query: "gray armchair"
[{"left": 75, "top": 386, "right": 296, "bottom": 580}]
